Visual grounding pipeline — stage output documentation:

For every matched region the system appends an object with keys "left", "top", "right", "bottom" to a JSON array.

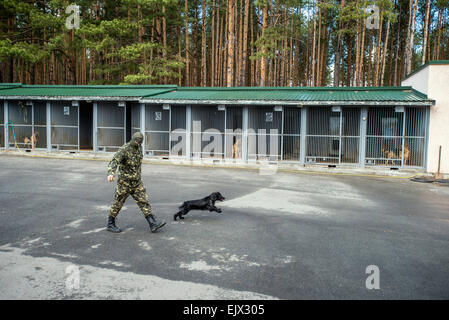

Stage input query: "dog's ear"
[{"left": 210, "top": 192, "right": 218, "bottom": 201}]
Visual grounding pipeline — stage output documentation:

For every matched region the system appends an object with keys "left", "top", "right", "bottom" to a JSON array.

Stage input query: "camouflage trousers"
[{"left": 109, "top": 179, "right": 152, "bottom": 218}]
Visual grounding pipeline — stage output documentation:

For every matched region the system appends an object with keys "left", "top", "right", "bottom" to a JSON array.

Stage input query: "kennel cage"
[
  {"left": 191, "top": 105, "right": 226, "bottom": 159},
  {"left": 306, "top": 107, "right": 361, "bottom": 165},
  {"left": 51, "top": 101, "right": 79, "bottom": 151},
  {"left": 96, "top": 101, "right": 126, "bottom": 153},
  {"left": 138, "top": 104, "right": 187, "bottom": 158},
  {"left": 282, "top": 107, "right": 302, "bottom": 161},
  {"left": 365, "top": 106, "right": 427, "bottom": 167},
  {"left": 6, "top": 101, "right": 47, "bottom": 150},
  {"left": 189, "top": 105, "right": 244, "bottom": 160},
  {"left": 247, "top": 106, "right": 283, "bottom": 161}
]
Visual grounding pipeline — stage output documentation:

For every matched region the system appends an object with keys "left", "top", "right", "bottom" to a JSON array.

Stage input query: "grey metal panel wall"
[
  {"left": 191, "top": 105, "right": 225, "bottom": 158},
  {"left": 248, "top": 106, "right": 282, "bottom": 160},
  {"left": 97, "top": 102, "right": 124, "bottom": 127},
  {"left": 33, "top": 102, "right": 47, "bottom": 149},
  {"left": 7, "top": 101, "right": 32, "bottom": 147},
  {"left": 51, "top": 101, "right": 79, "bottom": 150},
  {"left": 341, "top": 108, "right": 360, "bottom": 164},
  {"left": 51, "top": 102, "right": 78, "bottom": 126},
  {"left": 0, "top": 104, "right": 3, "bottom": 148},
  {"left": 283, "top": 107, "right": 301, "bottom": 161},
  {"left": 8, "top": 101, "right": 32, "bottom": 125},
  {"left": 225, "top": 106, "right": 243, "bottom": 160},
  {"left": 145, "top": 105, "right": 169, "bottom": 156},
  {"left": 170, "top": 105, "right": 186, "bottom": 156},
  {"left": 130, "top": 102, "right": 140, "bottom": 135},
  {"left": 97, "top": 101, "right": 125, "bottom": 151}
]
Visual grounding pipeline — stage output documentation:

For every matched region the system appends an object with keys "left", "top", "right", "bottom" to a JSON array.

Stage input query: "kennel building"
[
  {"left": 0, "top": 85, "right": 176, "bottom": 152},
  {"left": 1, "top": 84, "right": 435, "bottom": 170},
  {"left": 141, "top": 87, "right": 434, "bottom": 168}
]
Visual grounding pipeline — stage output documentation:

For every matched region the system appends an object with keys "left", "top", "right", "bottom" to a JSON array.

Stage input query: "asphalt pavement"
[{"left": 1, "top": 154, "right": 449, "bottom": 299}]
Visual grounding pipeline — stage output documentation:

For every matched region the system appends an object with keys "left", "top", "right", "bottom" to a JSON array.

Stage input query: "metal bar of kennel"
[
  {"left": 280, "top": 107, "right": 284, "bottom": 161},
  {"left": 140, "top": 103, "right": 146, "bottom": 155},
  {"left": 4, "top": 101, "right": 8, "bottom": 150},
  {"left": 423, "top": 107, "right": 430, "bottom": 170},
  {"left": 242, "top": 106, "right": 248, "bottom": 162},
  {"left": 31, "top": 101, "right": 34, "bottom": 150},
  {"left": 93, "top": 102, "right": 98, "bottom": 152},
  {"left": 186, "top": 105, "right": 191, "bottom": 159},
  {"left": 300, "top": 106, "right": 307, "bottom": 164},
  {"left": 401, "top": 108, "right": 406, "bottom": 167},
  {"left": 359, "top": 107, "right": 368, "bottom": 166},
  {"left": 223, "top": 106, "right": 227, "bottom": 160},
  {"left": 77, "top": 104, "right": 80, "bottom": 151},
  {"left": 338, "top": 108, "right": 342, "bottom": 165},
  {"left": 168, "top": 105, "right": 172, "bottom": 157},
  {"left": 123, "top": 102, "right": 126, "bottom": 146},
  {"left": 46, "top": 101, "right": 51, "bottom": 152}
]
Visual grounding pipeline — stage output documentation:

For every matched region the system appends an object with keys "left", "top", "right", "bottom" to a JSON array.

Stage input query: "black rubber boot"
[
  {"left": 145, "top": 214, "right": 166, "bottom": 233},
  {"left": 106, "top": 216, "right": 121, "bottom": 233}
]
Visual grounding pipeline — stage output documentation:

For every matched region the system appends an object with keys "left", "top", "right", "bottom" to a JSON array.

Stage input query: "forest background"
[{"left": 0, "top": 0, "right": 448, "bottom": 87}]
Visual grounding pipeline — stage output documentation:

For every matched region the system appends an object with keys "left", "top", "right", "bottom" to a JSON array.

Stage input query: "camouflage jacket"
[{"left": 107, "top": 142, "right": 143, "bottom": 181}]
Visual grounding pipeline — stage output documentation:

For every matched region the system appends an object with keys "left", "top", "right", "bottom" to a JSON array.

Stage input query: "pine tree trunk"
[
  {"left": 405, "top": 0, "right": 418, "bottom": 75},
  {"left": 311, "top": 0, "right": 318, "bottom": 86},
  {"left": 422, "top": 0, "right": 431, "bottom": 65},
  {"left": 162, "top": 6, "right": 167, "bottom": 84},
  {"left": 260, "top": 1, "right": 269, "bottom": 86},
  {"left": 227, "top": 0, "right": 235, "bottom": 87},
  {"left": 380, "top": 19, "right": 390, "bottom": 86},
  {"left": 240, "top": 0, "right": 250, "bottom": 86},
  {"left": 201, "top": 0, "right": 207, "bottom": 86},
  {"left": 185, "top": 0, "right": 190, "bottom": 86},
  {"left": 211, "top": 0, "right": 216, "bottom": 87}
]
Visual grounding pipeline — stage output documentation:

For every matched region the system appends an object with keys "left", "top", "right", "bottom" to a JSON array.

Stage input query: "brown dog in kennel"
[
  {"left": 23, "top": 132, "right": 39, "bottom": 149},
  {"left": 382, "top": 145, "right": 410, "bottom": 166}
]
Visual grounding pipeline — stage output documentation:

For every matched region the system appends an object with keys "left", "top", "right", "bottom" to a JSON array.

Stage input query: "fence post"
[
  {"left": 242, "top": 106, "right": 248, "bottom": 162},
  {"left": 300, "top": 106, "right": 307, "bottom": 164},
  {"left": 4, "top": 101, "right": 8, "bottom": 149},
  {"left": 46, "top": 102, "right": 51, "bottom": 152},
  {"left": 140, "top": 103, "right": 146, "bottom": 156},
  {"left": 359, "top": 106, "right": 368, "bottom": 166},
  {"left": 186, "top": 105, "right": 191, "bottom": 159},
  {"left": 93, "top": 102, "right": 98, "bottom": 153}
]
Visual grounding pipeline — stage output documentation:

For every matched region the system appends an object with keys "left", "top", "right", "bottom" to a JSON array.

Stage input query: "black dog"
[{"left": 174, "top": 192, "right": 225, "bottom": 221}]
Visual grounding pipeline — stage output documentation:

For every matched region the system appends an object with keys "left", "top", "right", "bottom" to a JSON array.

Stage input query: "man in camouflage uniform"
[{"left": 106, "top": 132, "right": 166, "bottom": 233}]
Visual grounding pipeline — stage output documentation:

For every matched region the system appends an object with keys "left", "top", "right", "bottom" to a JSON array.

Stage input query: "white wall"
[{"left": 402, "top": 63, "right": 449, "bottom": 174}]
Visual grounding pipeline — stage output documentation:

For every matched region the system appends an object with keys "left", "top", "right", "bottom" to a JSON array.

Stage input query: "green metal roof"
[
  {"left": 0, "top": 84, "right": 434, "bottom": 105},
  {"left": 0, "top": 84, "right": 176, "bottom": 100},
  {"left": 141, "top": 86, "right": 434, "bottom": 105},
  {"left": 0, "top": 83, "right": 22, "bottom": 90}
]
